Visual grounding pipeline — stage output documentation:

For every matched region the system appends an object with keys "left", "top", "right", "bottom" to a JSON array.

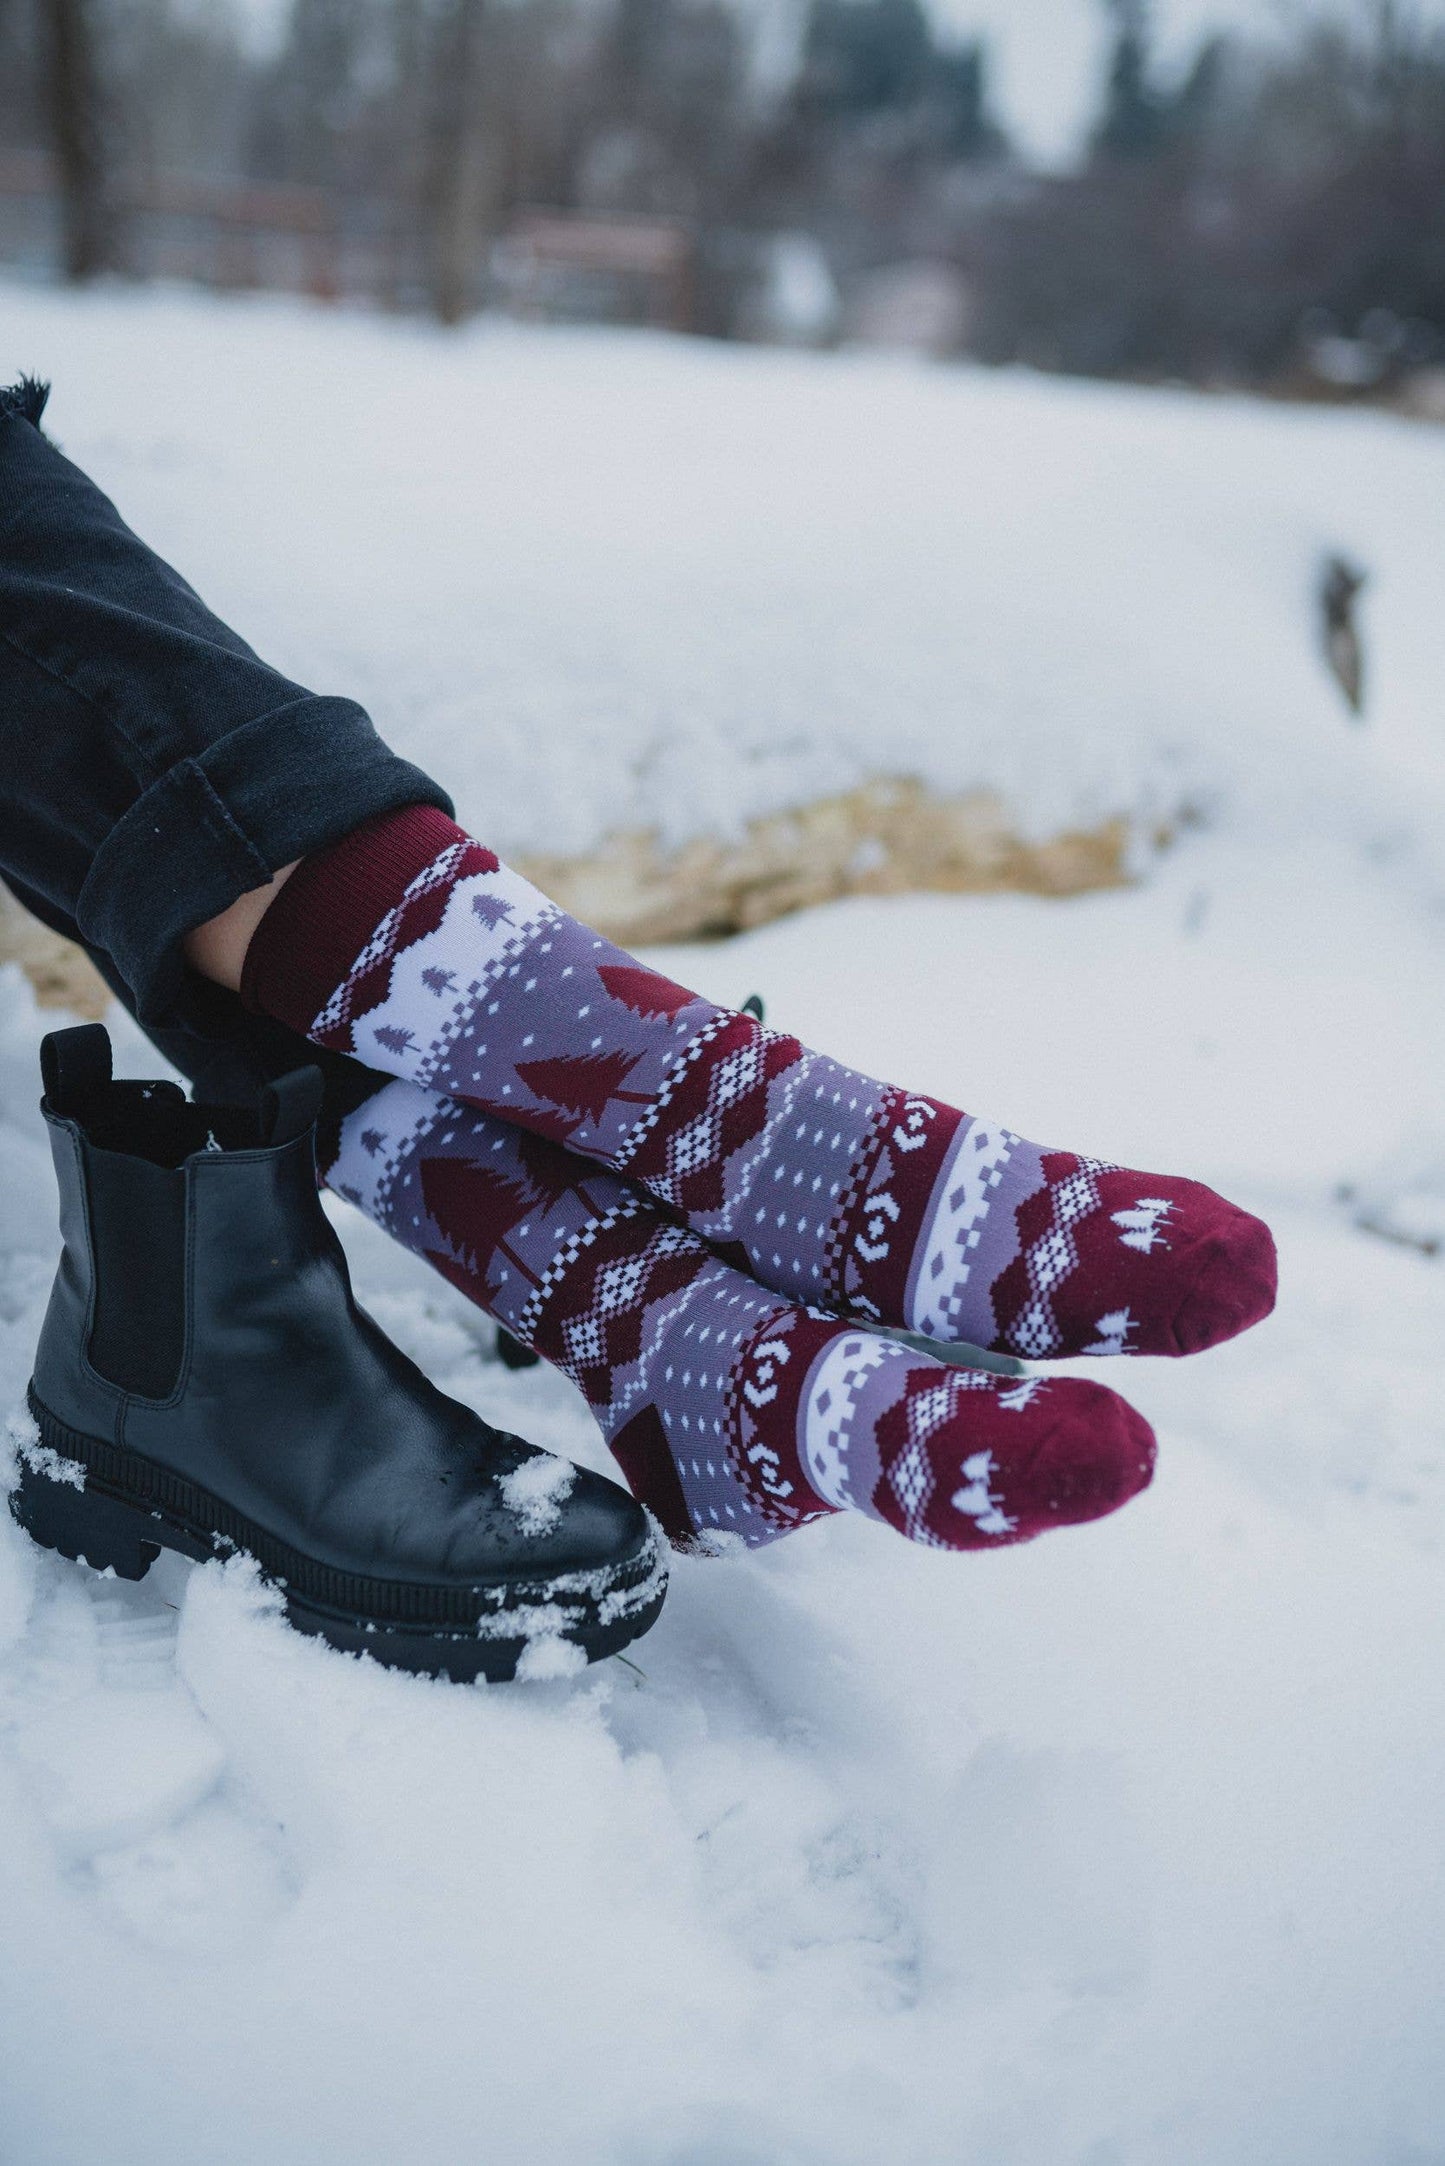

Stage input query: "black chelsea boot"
[{"left": 11, "top": 1025, "right": 666, "bottom": 1681}]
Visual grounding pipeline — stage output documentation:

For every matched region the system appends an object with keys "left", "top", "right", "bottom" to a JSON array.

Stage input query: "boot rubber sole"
[{"left": 12, "top": 1388, "right": 667, "bottom": 1683}]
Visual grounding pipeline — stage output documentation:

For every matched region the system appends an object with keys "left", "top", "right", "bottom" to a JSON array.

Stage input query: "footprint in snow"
[{"left": 0, "top": 1552, "right": 297, "bottom": 1954}]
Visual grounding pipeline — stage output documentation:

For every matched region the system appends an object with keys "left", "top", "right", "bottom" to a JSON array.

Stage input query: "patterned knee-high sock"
[
  {"left": 323, "top": 1080, "right": 1156, "bottom": 1551},
  {"left": 247, "top": 805, "right": 1277, "bottom": 1363}
]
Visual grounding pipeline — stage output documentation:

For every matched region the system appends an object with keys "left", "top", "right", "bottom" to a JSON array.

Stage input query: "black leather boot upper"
[{"left": 29, "top": 1025, "right": 656, "bottom": 1608}]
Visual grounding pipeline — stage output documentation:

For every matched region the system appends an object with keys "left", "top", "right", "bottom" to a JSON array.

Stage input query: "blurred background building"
[{"left": 0, "top": 0, "right": 1442, "bottom": 403}]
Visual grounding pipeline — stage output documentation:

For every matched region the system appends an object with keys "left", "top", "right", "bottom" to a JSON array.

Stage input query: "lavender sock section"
[
  {"left": 324, "top": 1081, "right": 1156, "bottom": 1555},
  {"left": 326, "top": 1079, "right": 814, "bottom": 1546}
]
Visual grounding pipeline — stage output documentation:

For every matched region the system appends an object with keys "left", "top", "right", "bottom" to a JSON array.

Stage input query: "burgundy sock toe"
[
  {"left": 1015, "top": 1382, "right": 1158, "bottom": 1533},
  {"left": 869, "top": 1372, "right": 1157, "bottom": 1549},
  {"left": 1166, "top": 1212, "right": 1278, "bottom": 1356},
  {"left": 983, "top": 1379, "right": 1157, "bottom": 1540},
  {"left": 1016, "top": 1168, "right": 1279, "bottom": 1362}
]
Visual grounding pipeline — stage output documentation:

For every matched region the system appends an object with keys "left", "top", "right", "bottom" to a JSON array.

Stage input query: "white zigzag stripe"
[
  {"left": 608, "top": 1012, "right": 736, "bottom": 1175},
  {"left": 684, "top": 1050, "right": 823, "bottom": 1238},
  {"left": 1009, "top": 1161, "right": 1109, "bottom": 1358},
  {"left": 610, "top": 1019, "right": 792, "bottom": 1208},
  {"left": 515, "top": 1201, "right": 652, "bottom": 1351},
  {"left": 660, "top": 1036, "right": 768, "bottom": 1200}
]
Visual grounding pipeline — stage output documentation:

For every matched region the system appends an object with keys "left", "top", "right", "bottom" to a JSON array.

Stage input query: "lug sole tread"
[{"left": 14, "top": 1387, "right": 664, "bottom": 1682}]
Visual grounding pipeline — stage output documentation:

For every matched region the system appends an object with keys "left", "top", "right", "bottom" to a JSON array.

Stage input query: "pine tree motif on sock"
[
  {"left": 324, "top": 1078, "right": 1156, "bottom": 1551},
  {"left": 247, "top": 805, "right": 1277, "bottom": 1362}
]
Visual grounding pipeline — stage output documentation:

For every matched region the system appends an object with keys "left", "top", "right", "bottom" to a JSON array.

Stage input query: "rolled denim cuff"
[{"left": 75, "top": 693, "right": 453, "bottom": 1026}]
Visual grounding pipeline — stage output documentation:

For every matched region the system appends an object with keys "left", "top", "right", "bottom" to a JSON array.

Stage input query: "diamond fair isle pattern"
[
  {"left": 1002, "top": 1159, "right": 1113, "bottom": 1359},
  {"left": 875, "top": 1367, "right": 1039, "bottom": 1548},
  {"left": 324, "top": 1076, "right": 1152, "bottom": 1553},
  {"left": 254, "top": 809, "right": 1273, "bottom": 1369}
]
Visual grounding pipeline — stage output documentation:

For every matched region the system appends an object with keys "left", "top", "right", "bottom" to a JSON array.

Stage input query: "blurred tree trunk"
[
  {"left": 424, "top": 0, "right": 493, "bottom": 325},
  {"left": 379, "top": 0, "right": 427, "bottom": 308},
  {"left": 40, "top": 0, "right": 112, "bottom": 280}
]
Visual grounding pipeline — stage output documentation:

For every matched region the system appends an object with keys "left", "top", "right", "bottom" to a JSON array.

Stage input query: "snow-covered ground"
[
  {"left": 5, "top": 281, "right": 1445, "bottom": 870},
  {"left": 1, "top": 284, "right": 1443, "bottom": 2166}
]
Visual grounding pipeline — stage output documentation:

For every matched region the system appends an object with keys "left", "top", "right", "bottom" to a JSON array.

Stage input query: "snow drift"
[{"left": 0, "top": 283, "right": 1442, "bottom": 2166}]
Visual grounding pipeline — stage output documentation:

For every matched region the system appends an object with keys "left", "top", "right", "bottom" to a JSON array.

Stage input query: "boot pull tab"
[
  {"left": 258, "top": 1065, "right": 323, "bottom": 1148},
  {"left": 40, "top": 1024, "right": 112, "bottom": 1116}
]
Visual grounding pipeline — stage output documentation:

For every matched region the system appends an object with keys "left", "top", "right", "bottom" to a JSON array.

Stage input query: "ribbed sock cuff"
[{"left": 241, "top": 803, "right": 466, "bottom": 1033}]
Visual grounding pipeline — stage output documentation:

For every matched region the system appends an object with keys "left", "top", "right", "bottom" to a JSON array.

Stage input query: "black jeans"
[{"left": 0, "top": 378, "right": 449, "bottom": 1108}]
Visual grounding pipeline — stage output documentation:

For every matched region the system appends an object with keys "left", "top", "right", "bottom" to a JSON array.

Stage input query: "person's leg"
[
  {"left": 183, "top": 861, "right": 297, "bottom": 987},
  {"left": 241, "top": 806, "right": 1277, "bottom": 1363},
  {"left": 0, "top": 382, "right": 663, "bottom": 1671},
  {"left": 0, "top": 378, "right": 443, "bottom": 1108},
  {"left": 321, "top": 1074, "right": 1156, "bottom": 1551},
  {"left": 0, "top": 374, "right": 1156, "bottom": 1576}
]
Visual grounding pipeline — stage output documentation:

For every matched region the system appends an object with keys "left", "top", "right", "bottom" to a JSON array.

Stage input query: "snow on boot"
[{"left": 12, "top": 1026, "right": 666, "bottom": 1682}]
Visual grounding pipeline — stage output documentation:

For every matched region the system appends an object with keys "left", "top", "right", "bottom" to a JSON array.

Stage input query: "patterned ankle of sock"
[
  {"left": 249, "top": 805, "right": 1275, "bottom": 1364},
  {"left": 324, "top": 1078, "right": 1156, "bottom": 1553}
]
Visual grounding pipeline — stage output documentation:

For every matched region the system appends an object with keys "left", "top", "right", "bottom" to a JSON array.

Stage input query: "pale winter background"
[{"left": 0, "top": 279, "right": 1442, "bottom": 2165}]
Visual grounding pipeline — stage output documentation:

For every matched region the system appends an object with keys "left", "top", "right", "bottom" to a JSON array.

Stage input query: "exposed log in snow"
[
  {"left": 519, "top": 778, "right": 1135, "bottom": 946},
  {"left": 0, "top": 884, "right": 108, "bottom": 1016},
  {"left": 1, "top": 781, "right": 1138, "bottom": 1012}
]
